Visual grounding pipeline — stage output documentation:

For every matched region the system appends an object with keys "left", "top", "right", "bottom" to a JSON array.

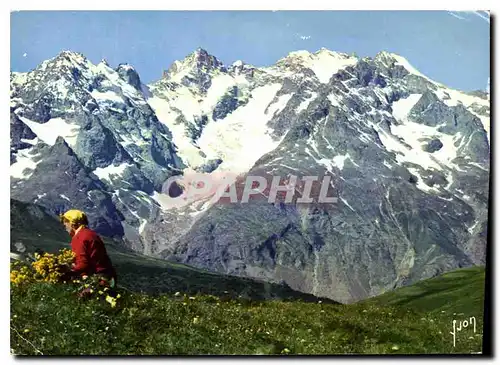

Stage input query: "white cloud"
[
  {"left": 447, "top": 11, "right": 466, "bottom": 20},
  {"left": 472, "top": 10, "right": 490, "bottom": 23},
  {"left": 299, "top": 35, "right": 311, "bottom": 40},
  {"left": 447, "top": 10, "right": 490, "bottom": 23},
  {"left": 22, "top": 53, "right": 27, "bottom": 57}
]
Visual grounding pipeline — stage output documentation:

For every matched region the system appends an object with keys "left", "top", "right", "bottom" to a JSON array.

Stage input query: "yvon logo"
[{"left": 450, "top": 316, "right": 477, "bottom": 347}]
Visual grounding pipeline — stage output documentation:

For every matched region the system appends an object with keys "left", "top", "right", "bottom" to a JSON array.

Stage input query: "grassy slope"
[
  {"left": 10, "top": 267, "right": 484, "bottom": 355},
  {"left": 10, "top": 200, "right": 486, "bottom": 355},
  {"left": 364, "top": 266, "right": 485, "bottom": 316}
]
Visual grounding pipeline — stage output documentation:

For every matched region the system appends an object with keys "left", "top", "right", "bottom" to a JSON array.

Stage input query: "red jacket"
[{"left": 71, "top": 227, "right": 116, "bottom": 278}]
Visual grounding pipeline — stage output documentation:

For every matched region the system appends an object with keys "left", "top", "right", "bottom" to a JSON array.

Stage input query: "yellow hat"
[{"left": 59, "top": 209, "right": 89, "bottom": 227}]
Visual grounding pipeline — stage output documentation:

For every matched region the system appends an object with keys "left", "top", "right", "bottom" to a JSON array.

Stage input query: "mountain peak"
[
  {"left": 32, "top": 50, "right": 92, "bottom": 77},
  {"left": 194, "top": 47, "right": 209, "bottom": 55},
  {"left": 373, "top": 51, "right": 440, "bottom": 85},
  {"left": 374, "top": 50, "right": 409, "bottom": 65},
  {"left": 283, "top": 48, "right": 353, "bottom": 62},
  {"left": 186, "top": 47, "right": 224, "bottom": 69},
  {"left": 58, "top": 49, "right": 85, "bottom": 58},
  {"left": 315, "top": 47, "right": 344, "bottom": 56},
  {"left": 286, "top": 50, "right": 313, "bottom": 59},
  {"left": 116, "top": 63, "right": 136, "bottom": 72},
  {"left": 116, "top": 63, "right": 142, "bottom": 90},
  {"left": 275, "top": 48, "right": 358, "bottom": 83},
  {"left": 54, "top": 50, "right": 87, "bottom": 64},
  {"left": 161, "top": 48, "right": 226, "bottom": 88}
]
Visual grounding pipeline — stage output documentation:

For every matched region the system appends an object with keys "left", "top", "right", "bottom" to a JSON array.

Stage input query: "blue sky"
[{"left": 11, "top": 11, "right": 490, "bottom": 91}]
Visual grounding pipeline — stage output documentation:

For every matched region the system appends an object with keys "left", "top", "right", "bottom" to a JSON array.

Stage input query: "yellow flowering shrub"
[
  {"left": 10, "top": 249, "right": 75, "bottom": 285},
  {"left": 32, "top": 249, "right": 75, "bottom": 283},
  {"left": 11, "top": 248, "right": 121, "bottom": 309},
  {"left": 10, "top": 262, "right": 33, "bottom": 286}
]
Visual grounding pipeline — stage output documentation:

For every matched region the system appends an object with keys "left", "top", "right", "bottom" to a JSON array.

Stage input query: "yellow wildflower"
[{"left": 105, "top": 295, "right": 117, "bottom": 308}]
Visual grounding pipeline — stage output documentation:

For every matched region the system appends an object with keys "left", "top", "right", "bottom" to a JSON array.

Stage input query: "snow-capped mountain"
[{"left": 10, "top": 48, "right": 490, "bottom": 303}]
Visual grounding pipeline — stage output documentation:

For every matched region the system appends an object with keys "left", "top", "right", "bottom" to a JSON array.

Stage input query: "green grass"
[
  {"left": 10, "top": 267, "right": 485, "bottom": 355},
  {"left": 364, "top": 266, "right": 485, "bottom": 316}
]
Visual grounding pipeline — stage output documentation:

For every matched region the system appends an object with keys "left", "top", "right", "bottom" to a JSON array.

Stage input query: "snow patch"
[
  {"left": 468, "top": 221, "right": 479, "bottom": 234},
  {"left": 434, "top": 87, "right": 490, "bottom": 142},
  {"left": 468, "top": 162, "right": 488, "bottom": 171},
  {"left": 391, "top": 120, "right": 461, "bottom": 168},
  {"left": 60, "top": 194, "right": 71, "bottom": 202},
  {"left": 327, "top": 94, "right": 341, "bottom": 107},
  {"left": 196, "top": 83, "right": 288, "bottom": 174},
  {"left": 407, "top": 167, "right": 439, "bottom": 193},
  {"left": 266, "top": 93, "right": 293, "bottom": 116},
  {"left": 315, "top": 153, "right": 353, "bottom": 171},
  {"left": 279, "top": 163, "right": 296, "bottom": 170},
  {"left": 11, "top": 72, "right": 28, "bottom": 86},
  {"left": 438, "top": 88, "right": 489, "bottom": 108},
  {"left": 34, "top": 193, "right": 47, "bottom": 203},
  {"left": 20, "top": 137, "right": 38, "bottom": 145},
  {"left": 95, "top": 62, "right": 146, "bottom": 105},
  {"left": 91, "top": 90, "right": 124, "bottom": 104},
  {"left": 49, "top": 79, "right": 73, "bottom": 100},
  {"left": 307, "top": 51, "right": 358, "bottom": 83},
  {"left": 383, "top": 94, "right": 465, "bottom": 171},
  {"left": 18, "top": 116, "right": 80, "bottom": 148},
  {"left": 340, "top": 197, "right": 355, "bottom": 212},
  {"left": 93, "top": 163, "right": 133, "bottom": 182},
  {"left": 201, "top": 73, "right": 248, "bottom": 114},
  {"left": 139, "top": 219, "right": 147, "bottom": 234},
  {"left": 391, "top": 94, "right": 422, "bottom": 121},
  {"left": 10, "top": 147, "right": 42, "bottom": 179},
  {"left": 332, "top": 154, "right": 349, "bottom": 170},
  {"left": 275, "top": 50, "right": 358, "bottom": 83},
  {"left": 297, "top": 92, "right": 317, "bottom": 112},
  {"left": 147, "top": 96, "right": 206, "bottom": 168}
]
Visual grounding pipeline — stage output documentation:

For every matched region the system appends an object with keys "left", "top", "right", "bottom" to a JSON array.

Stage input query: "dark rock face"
[
  {"left": 11, "top": 48, "right": 490, "bottom": 303},
  {"left": 11, "top": 137, "right": 125, "bottom": 237},
  {"left": 423, "top": 138, "right": 443, "bottom": 153},
  {"left": 164, "top": 48, "right": 227, "bottom": 93},
  {"left": 10, "top": 114, "right": 37, "bottom": 162},
  {"left": 195, "top": 159, "right": 223, "bottom": 173},
  {"left": 116, "top": 64, "right": 142, "bottom": 91},
  {"left": 212, "top": 86, "right": 249, "bottom": 121},
  {"left": 186, "top": 115, "right": 209, "bottom": 142},
  {"left": 75, "top": 120, "right": 130, "bottom": 170}
]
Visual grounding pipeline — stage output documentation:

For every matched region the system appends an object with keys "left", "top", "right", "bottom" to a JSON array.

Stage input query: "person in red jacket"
[{"left": 59, "top": 209, "right": 117, "bottom": 288}]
